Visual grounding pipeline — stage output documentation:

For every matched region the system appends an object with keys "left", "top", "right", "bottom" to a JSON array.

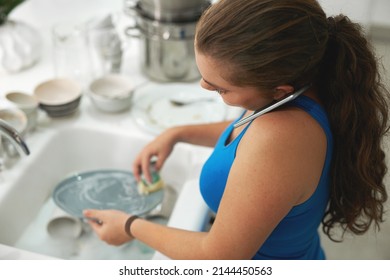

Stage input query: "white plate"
[{"left": 132, "top": 83, "right": 227, "bottom": 134}]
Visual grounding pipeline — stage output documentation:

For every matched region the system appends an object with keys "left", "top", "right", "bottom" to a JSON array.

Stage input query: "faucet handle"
[{"left": 0, "top": 119, "right": 30, "bottom": 156}]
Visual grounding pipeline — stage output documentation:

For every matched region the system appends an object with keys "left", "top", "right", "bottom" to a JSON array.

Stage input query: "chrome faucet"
[{"left": 0, "top": 119, "right": 30, "bottom": 169}]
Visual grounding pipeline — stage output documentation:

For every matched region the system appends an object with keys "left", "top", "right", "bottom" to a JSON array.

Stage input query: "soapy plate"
[
  {"left": 132, "top": 83, "right": 227, "bottom": 134},
  {"left": 52, "top": 170, "right": 164, "bottom": 218}
]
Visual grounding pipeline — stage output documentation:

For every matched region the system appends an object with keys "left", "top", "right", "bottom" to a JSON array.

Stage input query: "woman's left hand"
[{"left": 83, "top": 209, "right": 134, "bottom": 246}]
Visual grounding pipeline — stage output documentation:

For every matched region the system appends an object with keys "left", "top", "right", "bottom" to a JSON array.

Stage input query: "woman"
[{"left": 84, "top": 0, "right": 389, "bottom": 259}]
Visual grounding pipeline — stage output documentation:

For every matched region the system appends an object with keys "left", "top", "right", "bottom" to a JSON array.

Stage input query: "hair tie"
[{"left": 327, "top": 17, "right": 337, "bottom": 36}]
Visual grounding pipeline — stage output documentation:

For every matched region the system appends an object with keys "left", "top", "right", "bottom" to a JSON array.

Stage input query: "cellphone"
[{"left": 233, "top": 84, "right": 311, "bottom": 128}]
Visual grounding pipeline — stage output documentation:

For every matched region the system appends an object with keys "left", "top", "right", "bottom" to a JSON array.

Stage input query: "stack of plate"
[{"left": 34, "top": 78, "right": 82, "bottom": 117}]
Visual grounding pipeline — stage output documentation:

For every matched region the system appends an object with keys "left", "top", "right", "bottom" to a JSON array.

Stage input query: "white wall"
[
  {"left": 315, "top": 0, "right": 390, "bottom": 27},
  {"left": 371, "top": 0, "right": 390, "bottom": 26},
  {"left": 211, "top": 0, "right": 390, "bottom": 28},
  {"left": 318, "top": 0, "right": 372, "bottom": 25}
]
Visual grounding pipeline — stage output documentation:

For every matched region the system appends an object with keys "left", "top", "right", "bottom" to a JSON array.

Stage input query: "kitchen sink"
[{"left": 0, "top": 125, "right": 210, "bottom": 259}]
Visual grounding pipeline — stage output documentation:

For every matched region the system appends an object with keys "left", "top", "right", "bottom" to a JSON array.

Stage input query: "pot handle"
[
  {"left": 123, "top": 0, "right": 138, "bottom": 16},
  {"left": 124, "top": 25, "right": 142, "bottom": 39}
]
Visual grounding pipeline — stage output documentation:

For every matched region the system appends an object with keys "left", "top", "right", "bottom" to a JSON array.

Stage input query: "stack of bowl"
[{"left": 34, "top": 79, "right": 82, "bottom": 117}]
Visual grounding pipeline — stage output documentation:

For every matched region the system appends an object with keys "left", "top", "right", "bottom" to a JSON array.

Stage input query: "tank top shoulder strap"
[
  {"left": 223, "top": 96, "right": 331, "bottom": 148},
  {"left": 289, "top": 95, "right": 332, "bottom": 138}
]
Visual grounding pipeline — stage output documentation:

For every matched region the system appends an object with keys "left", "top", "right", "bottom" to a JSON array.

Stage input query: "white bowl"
[
  {"left": 5, "top": 92, "right": 39, "bottom": 131},
  {"left": 34, "top": 78, "right": 82, "bottom": 117},
  {"left": 0, "top": 108, "right": 28, "bottom": 135},
  {"left": 47, "top": 205, "right": 83, "bottom": 239},
  {"left": 5, "top": 92, "right": 39, "bottom": 110},
  {"left": 34, "top": 78, "right": 81, "bottom": 105},
  {"left": 89, "top": 74, "right": 134, "bottom": 113}
]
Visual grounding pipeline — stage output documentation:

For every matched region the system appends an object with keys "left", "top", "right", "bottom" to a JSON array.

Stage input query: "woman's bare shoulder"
[{"left": 235, "top": 106, "right": 327, "bottom": 204}]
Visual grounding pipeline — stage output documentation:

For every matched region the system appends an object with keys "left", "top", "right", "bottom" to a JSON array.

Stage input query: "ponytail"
[
  {"left": 196, "top": 0, "right": 389, "bottom": 241},
  {"left": 318, "top": 15, "right": 390, "bottom": 239}
]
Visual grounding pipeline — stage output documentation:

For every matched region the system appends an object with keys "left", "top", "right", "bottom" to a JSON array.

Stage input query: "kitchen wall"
[
  {"left": 318, "top": 0, "right": 390, "bottom": 38},
  {"left": 318, "top": 0, "right": 373, "bottom": 25}
]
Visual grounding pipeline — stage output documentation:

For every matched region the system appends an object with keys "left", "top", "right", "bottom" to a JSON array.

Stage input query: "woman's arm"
[
  {"left": 133, "top": 121, "right": 231, "bottom": 181},
  {"left": 169, "top": 121, "right": 232, "bottom": 147}
]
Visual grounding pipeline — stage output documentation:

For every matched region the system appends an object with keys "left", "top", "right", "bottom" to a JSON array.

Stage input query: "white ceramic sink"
[{"left": 0, "top": 125, "right": 210, "bottom": 259}]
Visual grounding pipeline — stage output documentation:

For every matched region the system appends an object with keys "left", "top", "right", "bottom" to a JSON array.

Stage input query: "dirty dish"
[
  {"left": 52, "top": 169, "right": 164, "bottom": 218},
  {"left": 89, "top": 74, "right": 134, "bottom": 113},
  {"left": 0, "top": 108, "right": 28, "bottom": 134},
  {"left": 5, "top": 91, "right": 39, "bottom": 132},
  {"left": 132, "top": 83, "right": 226, "bottom": 134},
  {"left": 47, "top": 204, "right": 84, "bottom": 239},
  {"left": 34, "top": 78, "right": 82, "bottom": 117}
]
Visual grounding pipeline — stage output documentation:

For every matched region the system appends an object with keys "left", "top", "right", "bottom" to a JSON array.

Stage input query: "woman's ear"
[{"left": 273, "top": 85, "right": 295, "bottom": 100}]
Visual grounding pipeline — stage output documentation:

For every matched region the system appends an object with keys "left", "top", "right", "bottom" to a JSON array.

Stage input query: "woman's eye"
[{"left": 215, "top": 89, "right": 226, "bottom": 94}]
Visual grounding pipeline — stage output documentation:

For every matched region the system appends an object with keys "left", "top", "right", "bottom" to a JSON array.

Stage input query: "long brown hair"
[{"left": 196, "top": 0, "right": 390, "bottom": 240}]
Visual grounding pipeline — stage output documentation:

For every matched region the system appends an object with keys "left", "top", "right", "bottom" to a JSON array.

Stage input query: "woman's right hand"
[
  {"left": 133, "top": 121, "right": 228, "bottom": 182},
  {"left": 132, "top": 128, "right": 178, "bottom": 183}
]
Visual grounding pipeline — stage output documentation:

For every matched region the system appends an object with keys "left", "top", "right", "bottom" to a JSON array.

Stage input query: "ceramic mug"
[{"left": 47, "top": 206, "right": 83, "bottom": 239}]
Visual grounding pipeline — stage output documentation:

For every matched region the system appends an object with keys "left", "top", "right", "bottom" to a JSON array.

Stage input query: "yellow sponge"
[
  {"left": 138, "top": 178, "right": 164, "bottom": 195},
  {"left": 138, "top": 160, "right": 164, "bottom": 195}
]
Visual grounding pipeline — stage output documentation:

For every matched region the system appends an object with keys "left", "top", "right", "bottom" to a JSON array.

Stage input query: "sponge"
[
  {"left": 138, "top": 177, "right": 164, "bottom": 195},
  {"left": 138, "top": 160, "right": 165, "bottom": 195}
]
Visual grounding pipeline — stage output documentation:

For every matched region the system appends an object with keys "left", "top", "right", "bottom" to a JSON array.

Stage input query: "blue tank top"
[{"left": 199, "top": 96, "right": 333, "bottom": 259}]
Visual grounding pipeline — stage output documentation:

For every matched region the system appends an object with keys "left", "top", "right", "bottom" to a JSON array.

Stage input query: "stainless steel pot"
[
  {"left": 124, "top": 0, "right": 210, "bottom": 22},
  {"left": 125, "top": 14, "right": 200, "bottom": 82}
]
